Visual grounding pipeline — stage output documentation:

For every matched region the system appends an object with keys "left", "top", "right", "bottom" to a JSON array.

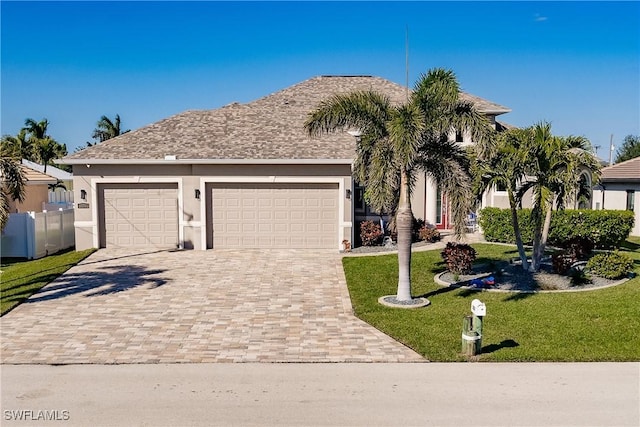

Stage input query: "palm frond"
[{"left": 304, "top": 91, "right": 391, "bottom": 139}]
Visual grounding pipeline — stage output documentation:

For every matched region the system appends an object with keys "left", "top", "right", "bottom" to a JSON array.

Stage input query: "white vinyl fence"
[
  {"left": 1, "top": 209, "right": 75, "bottom": 259},
  {"left": 47, "top": 190, "right": 74, "bottom": 210}
]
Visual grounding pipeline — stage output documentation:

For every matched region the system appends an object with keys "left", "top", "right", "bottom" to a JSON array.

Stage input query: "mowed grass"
[
  {"left": 1, "top": 249, "right": 96, "bottom": 316},
  {"left": 343, "top": 238, "right": 640, "bottom": 362}
]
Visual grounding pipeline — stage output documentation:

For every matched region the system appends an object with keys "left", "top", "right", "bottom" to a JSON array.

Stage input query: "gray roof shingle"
[
  {"left": 64, "top": 75, "right": 510, "bottom": 163},
  {"left": 600, "top": 157, "right": 640, "bottom": 183}
]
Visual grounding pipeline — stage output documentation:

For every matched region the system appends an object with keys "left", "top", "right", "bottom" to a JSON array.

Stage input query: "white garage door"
[
  {"left": 101, "top": 184, "right": 178, "bottom": 249},
  {"left": 211, "top": 183, "right": 338, "bottom": 249}
]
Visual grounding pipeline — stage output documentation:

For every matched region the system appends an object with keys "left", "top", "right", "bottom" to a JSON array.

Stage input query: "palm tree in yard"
[
  {"left": 0, "top": 156, "right": 26, "bottom": 231},
  {"left": 474, "top": 127, "right": 532, "bottom": 270},
  {"left": 92, "top": 114, "right": 129, "bottom": 142},
  {"left": 517, "top": 122, "right": 601, "bottom": 272},
  {"left": 305, "top": 68, "right": 492, "bottom": 302}
]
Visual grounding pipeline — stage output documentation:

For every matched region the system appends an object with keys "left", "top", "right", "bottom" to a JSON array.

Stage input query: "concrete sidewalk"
[{"left": 2, "top": 363, "right": 638, "bottom": 426}]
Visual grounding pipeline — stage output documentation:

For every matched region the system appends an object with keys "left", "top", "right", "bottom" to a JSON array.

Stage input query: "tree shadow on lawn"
[{"left": 21, "top": 264, "right": 169, "bottom": 303}]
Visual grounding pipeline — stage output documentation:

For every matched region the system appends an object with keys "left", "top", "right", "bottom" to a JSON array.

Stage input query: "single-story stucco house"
[
  {"left": 5, "top": 163, "right": 58, "bottom": 213},
  {"left": 592, "top": 156, "right": 640, "bottom": 236},
  {"left": 62, "top": 75, "right": 511, "bottom": 251}
]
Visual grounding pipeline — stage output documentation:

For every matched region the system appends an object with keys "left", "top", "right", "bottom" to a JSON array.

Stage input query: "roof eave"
[
  {"left": 600, "top": 178, "right": 640, "bottom": 184},
  {"left": 60, "top": 158, "right": 354, "bottom": 166}
]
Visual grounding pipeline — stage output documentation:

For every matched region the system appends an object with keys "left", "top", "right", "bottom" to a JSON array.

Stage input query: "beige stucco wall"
[
  {"left": 8, "top": 184, "right": 49, "bottom": 213},
  {"left": 72, "top": 163, "right": 353, "bottom": 251}
]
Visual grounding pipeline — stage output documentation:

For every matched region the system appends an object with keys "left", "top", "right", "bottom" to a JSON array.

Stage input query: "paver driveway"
[{"left": 1, "top": 249, "right": 424, "bottom": 363}]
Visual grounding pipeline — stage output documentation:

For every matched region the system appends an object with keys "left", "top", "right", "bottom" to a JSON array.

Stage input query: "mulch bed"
[{"left": 438, "top": 261, "right": 624, "bottom": 292}]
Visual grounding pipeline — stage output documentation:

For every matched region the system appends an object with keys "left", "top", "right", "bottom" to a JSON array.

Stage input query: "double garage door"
[
  {"left": 99, "top": 183, "right": 339, "bottom": 250},
  {"left": 210, "top": 183, "right": 338, "bottom": 249}
]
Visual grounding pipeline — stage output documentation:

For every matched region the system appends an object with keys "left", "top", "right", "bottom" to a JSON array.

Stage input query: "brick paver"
[{"left": 1, "top": 249, "right": 424, "bottom": 363}]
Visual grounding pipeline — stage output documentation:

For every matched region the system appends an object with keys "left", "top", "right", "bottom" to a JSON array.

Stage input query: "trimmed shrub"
[
  {"left": 549, "top": 210, "right": 634, "bottom": 249},
  {"left": 586, "top": 251, "right": 634, "bottom": 279},
  {"left": 359, "top": 220, "right": 383, "bottom": 246},
  {"left": 418, "top": 225, "right": 441, "bottom": 243},
  {"left": 552, "top": 250, "right": 576, "bottom": 275},
  {"left": 479, "top": 208, "right": 634, "bottom": 249},
  {"left": 441, "top": 242, "right": 477, "bottom": 275},
  {"left": 552, "top": 236, "right": 595, "bottom": 274},
  {"left": 478, "top": 207, "right": 534, "bottom": 244}
]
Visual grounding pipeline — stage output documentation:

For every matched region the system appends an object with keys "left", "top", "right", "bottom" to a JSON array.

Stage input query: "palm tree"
[
  {"left": 34, "top": 138, "right": 67, "bottom": 173},
  {"left": 92, "top": 114, "right": 129, "bottom": 142},
  {"left": 305, "top": 68, "right": 492, "bottom": 302},
  {"left": 1, "top": 129, "right": 33, "bottom": 160},
  {"left": 0, "top": 156, "right": 26, "bottom": 231},
  {"left": 22, "top": 118, "right": 67, "bottom": 172},
  {"left": 517, "top": 122, "right": 601, "bottom": 271},
  {"left": 23, "top": 118, "right": 50, "bottom": 141},
  {"left": 474, "top": 127, "right": 531, "bottom": 270}
]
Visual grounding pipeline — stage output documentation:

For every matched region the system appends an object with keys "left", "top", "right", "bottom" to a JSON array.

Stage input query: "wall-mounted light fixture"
[
  {"left": 80, "top": 189, "right": 87, "bottom": 200},
  {"left": 345, "top": 189, "right": 351, "bottom": 199},
  {"left": 195, "top": 189, "right": 201, "bottom": 199}
]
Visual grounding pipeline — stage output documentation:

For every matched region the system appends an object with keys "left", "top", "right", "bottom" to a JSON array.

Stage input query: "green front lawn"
[
  {"left": 1, "top": 249, "right": 96, "bottom": 316},
  {"left": 343, "top": 240, "right": 640, "bottom": 361}
]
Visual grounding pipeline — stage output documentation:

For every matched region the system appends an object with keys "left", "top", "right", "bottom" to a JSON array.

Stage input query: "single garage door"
[
  {"left": 211, "top": 183, "right": 338, "bottom": 249},
  {"left": 100, "top": 184, "right": 179, "bottom": 249}
]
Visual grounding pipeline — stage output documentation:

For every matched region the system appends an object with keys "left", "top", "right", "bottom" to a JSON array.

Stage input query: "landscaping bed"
[
  {"left": 436, "top": 260, "right": 626, "bottom": 292},
  {"left": 342, "top": 240, "right": 640, "bottom": 362}
]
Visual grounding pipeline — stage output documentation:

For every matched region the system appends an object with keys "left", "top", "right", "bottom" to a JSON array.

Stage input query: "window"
[
  {"left": 626, "top": 190, "right": 635, "bottom": 211},
  {"left": 354, "top": 186, "right": 366, "bottom": 212},
  {"left": 495, "top": 182, "right": 507, "bottom": 193}
]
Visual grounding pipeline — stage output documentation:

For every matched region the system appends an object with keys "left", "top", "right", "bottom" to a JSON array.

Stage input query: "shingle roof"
[
  {"left": 600, "top": 157, "right": 640, "bottom": 183},
  {"left": 64, "top": 75, "right": 510, "bottom": 163}
]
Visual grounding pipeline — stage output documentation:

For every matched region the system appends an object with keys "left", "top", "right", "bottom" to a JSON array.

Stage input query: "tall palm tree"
[
  {"left": 474, "top": 127, "right": 531, "bottom": 270},
  {"left": 34, "top": 138, "right": 67, "bottom": 173},
  {"left": 92, "top": 114, "right": 129, "bottom": 142},
  {"left": 0, "top": 156, "right": 26, "bottom": 231},
  {"left": 517, "top": 122, "right": 601, "bottom": 271},
  {"left": 305, "top": 68, "right": 492, "bottom": 302},
  {"left": 23, "top": 118, "right": 50, "bottom": 141},
  {"left": 22, "top": 118, "right": 67, "bottom": 172}
]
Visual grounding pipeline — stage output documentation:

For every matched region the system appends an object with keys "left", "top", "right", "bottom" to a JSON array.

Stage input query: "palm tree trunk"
[
  {"left": 396, "top": 169, "right": 413, "bottom": 301},
  {"left": 538, "top": 204, "right": 553, "bottom": 265},
  {"left": 530, "top": 205, "right": 552, "bottom": 272},
  {"left": 530, "top": 209, "right": 543, "bottom": 272},
  {"left": 508, "top": 191, "right": 529, "bottom": 271}
]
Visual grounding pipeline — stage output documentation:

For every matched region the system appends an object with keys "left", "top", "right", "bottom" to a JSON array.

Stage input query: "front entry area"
[{"left": 207, "top": 183, "right": 339, "bottom": 249}]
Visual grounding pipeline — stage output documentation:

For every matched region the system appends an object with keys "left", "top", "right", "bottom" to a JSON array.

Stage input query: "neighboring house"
[
  {"left": 22, "top": 159, "right": 74, "bottom": 209},
  {"left": 61, "top": 75, "right": 511, "bottom": 251},
  {"left": 6, "top": 164, "right": 58, "bottom": 213},
  {"left": 592, "top": 157, "right": 640, "bottom": 236},
  {"left": 22, "top": 159, "right": 73, "bottom": 189}
]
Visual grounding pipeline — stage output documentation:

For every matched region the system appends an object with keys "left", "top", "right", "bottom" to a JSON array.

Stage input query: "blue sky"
[{"left": 2, "top": 1, "right": 639, "bottom": 160}]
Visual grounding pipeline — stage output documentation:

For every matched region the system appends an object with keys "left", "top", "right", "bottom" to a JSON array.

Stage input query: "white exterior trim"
[
  {"left": 90, "top": 177, "right": 184, "bottom": 249},
  {"left": 199, "top": 176, "right": 349, "bottom": 250}
]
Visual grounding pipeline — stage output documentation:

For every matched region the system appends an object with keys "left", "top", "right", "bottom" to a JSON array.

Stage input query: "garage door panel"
[
  {"left": 211, "top": 183, "right": 338, "bottom": 249},
  {"left": 102, "top": 185, "right": 178, "bottom": 249}
]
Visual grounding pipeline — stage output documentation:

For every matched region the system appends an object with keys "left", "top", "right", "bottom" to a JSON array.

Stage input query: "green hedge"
[{"left": 479, "top": 207, "right": 634, "bottom": 249}]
